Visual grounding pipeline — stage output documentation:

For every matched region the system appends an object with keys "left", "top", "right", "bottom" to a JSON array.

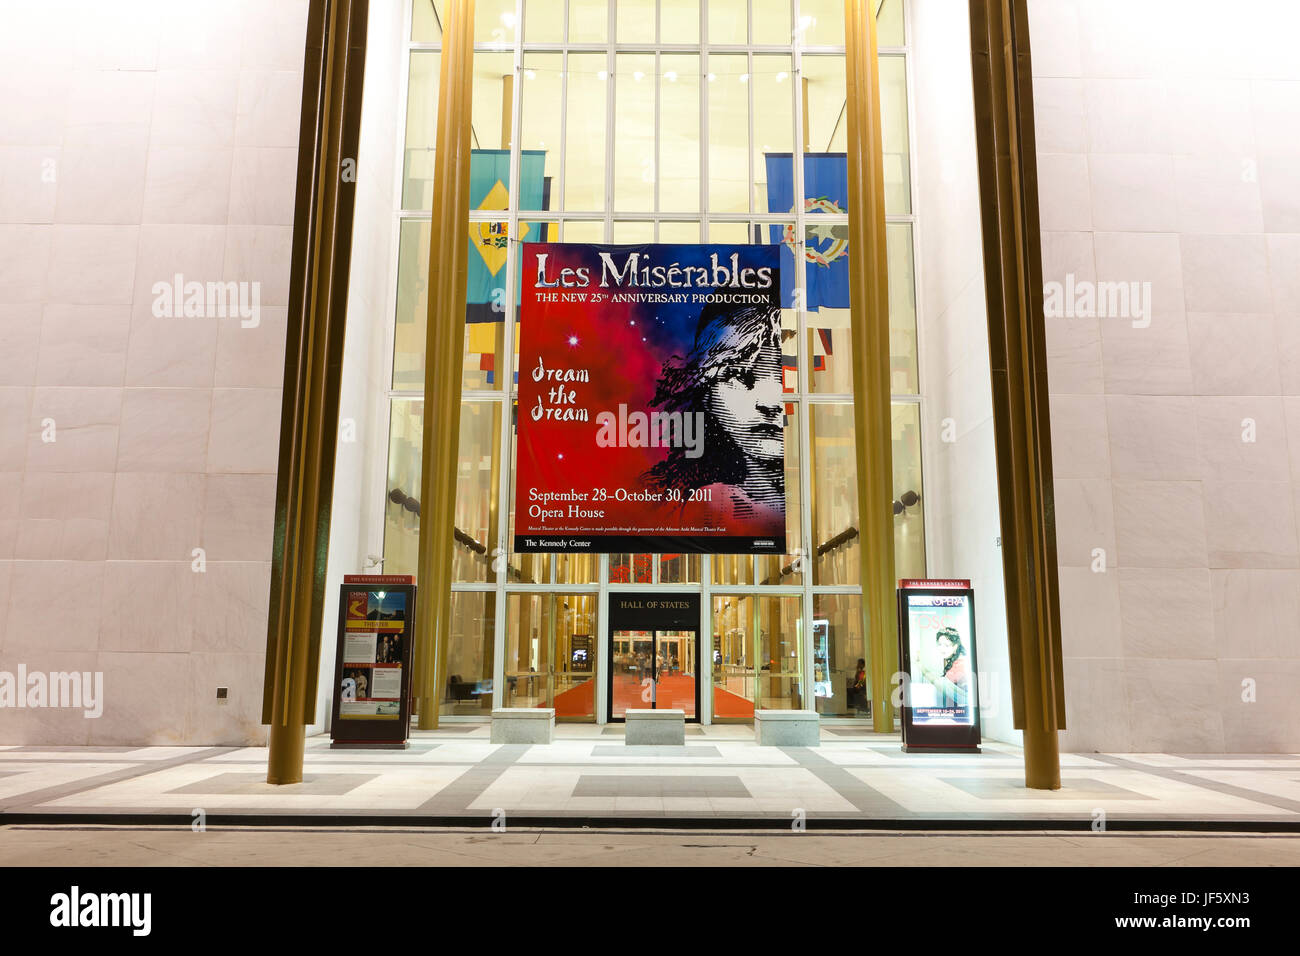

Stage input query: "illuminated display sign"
[{"left": 897, "top": 580, "right": 981, "bottom": 752}]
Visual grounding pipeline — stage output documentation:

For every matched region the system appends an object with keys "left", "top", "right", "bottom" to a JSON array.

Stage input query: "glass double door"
[{"left": 610, "top": 629, "right": 698, "bottom": 720}]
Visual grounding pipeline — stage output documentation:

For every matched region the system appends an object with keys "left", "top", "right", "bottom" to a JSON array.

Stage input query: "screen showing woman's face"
[{"left": 708, "top": 351, "right": 783, "bottom": 463}]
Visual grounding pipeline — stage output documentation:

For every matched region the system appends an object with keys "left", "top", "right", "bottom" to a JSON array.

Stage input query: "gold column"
[
  {"left": 413, "top": 0, "right": 476, "bottom": 730},
  {"left": 842, "top": 0, "right": 897, "bottom": 733},
  {"left": 264, "top": 0, "right": 369, "bottom": 785},
  {"left": 968, "top": 0, "right": 1065, "bottom": 789}
]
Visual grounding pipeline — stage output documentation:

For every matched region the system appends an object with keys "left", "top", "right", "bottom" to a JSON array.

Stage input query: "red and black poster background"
[{"left": 514, "top": 242, "right": 786, "bottom": 554}]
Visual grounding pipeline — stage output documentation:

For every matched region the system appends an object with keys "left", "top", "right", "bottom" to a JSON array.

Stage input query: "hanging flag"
[
  {"left": 764, "top": 152, "right": 851, "bottom": 319},
  {"left": 465, "top": 149, "right": 548, "bottom": 382}
]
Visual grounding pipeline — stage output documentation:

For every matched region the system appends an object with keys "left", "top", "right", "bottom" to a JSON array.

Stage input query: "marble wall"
[
  {"left": 1030, "top": 0, "right": 1300, "bottom": 751},
  {"left": 0, "top": 0, "right": 309, "bottom": 745}
]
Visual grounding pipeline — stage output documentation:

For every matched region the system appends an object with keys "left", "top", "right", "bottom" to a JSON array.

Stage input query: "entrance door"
[
  {"left": 610, "top": 629, "right": 698, "bottom": 719},
  {"left": 607, "top": 593, "right": 701, "bottom": 721}
]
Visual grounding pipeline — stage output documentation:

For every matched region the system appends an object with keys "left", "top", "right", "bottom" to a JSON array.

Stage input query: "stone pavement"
[{"left": 2, "top": 724, "right": 1298, "bottom": 827}]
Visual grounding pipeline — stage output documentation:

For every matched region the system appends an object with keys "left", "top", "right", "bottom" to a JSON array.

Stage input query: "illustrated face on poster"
[
  {"left": 514, "top": 243, "right": 786, "bottom": 554},
  {"left": 905, "top": 593, "right": 976, "bottom": 725}
]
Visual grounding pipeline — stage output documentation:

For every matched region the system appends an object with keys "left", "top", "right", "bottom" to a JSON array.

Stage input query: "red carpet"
[
  {"left": 553, "top": 678, "right": 595, "bottom": 718},
  {"left": 611, "top": 674, "right": 697, "bottom": 717},
  {"left": 553, "top": 675, "right": 756, "bottom": 719},
  {"left": 712, "top": 687, "right": 755, "bottom": 719}
]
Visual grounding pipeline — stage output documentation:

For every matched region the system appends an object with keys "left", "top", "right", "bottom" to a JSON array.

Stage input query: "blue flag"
[{"left": 764, "top": 152, "right": 851, "bottom": 314}]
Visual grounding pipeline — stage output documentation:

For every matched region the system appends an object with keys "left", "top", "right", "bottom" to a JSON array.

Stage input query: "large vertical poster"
[{"left": 514, "top": 243, "right": 785, "bottom": 554}]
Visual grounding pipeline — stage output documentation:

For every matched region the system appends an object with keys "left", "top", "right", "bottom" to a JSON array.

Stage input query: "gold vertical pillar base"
[
  {"left": 416, "top": 695, "right": 436, "bottom": 731},
  {"left": 266, "top": 722, "right": 306, "bottom": 785},
  {"left": 1023, "top": 724, "right": 1061, "bottom": 790}
]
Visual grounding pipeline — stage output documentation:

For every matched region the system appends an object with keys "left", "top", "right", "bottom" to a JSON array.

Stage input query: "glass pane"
[
  {"left": 658, "top": 220, "right": 699, "bottom": 242},
  {"left": 892, "top": 401, "right": 926, "bottom": 579},
  {"left": 707, "top": 0, "right": 746, "bottom": 44},
  {"left": 565, "top": 53, "right": 607, "bottom": 211},
  {"left": 441, "top": 591, "right": 496, "bottom": 716},
  {"left": 608, "top": 553, "right": 653, "bottom": 582},
  {"left": 617, "top": 0, "right": 656, "bottom": 43},
  {"left": 615, "top": 53, "right": 656, "bottom": 212},
  {"left": 383, "top": 398, "right": 423, "bottom": 575},
  {"left": 879, "top": 54, "right": 911, "bottom": 215},
  {"left": 803, "top": 54, "right": 846, "bottom": 155},
  {"left": 752, "top": 54, "right": 794, "bottom": 214},
  {"left": 800, "top": 0, "right": 844, "bottom": 47},
  {"left": 660, "top": 0, "right": 699, "bottom": 45},
  {"left": 660, "top": 54, "right": 700, "bottom": 213},
  {"left": 877, "top": 0, "right": 905, "bottom": 47},
  {"left": 563, "top": 219, "right": 604, "bottom": 241},
  {"left": 402, "top": 51, "right": 440, "bottom": 210},
  {"left": 525, "top": 0, "right": 565, "bottom": 42},
  {"left": 465, "top": 218, "right": 509, "bottom": 389},
  {"left": 711, "top": 553, "right": 753, "bottom": 586},
  {"left": 391, "top": 219, "right": 429, "bottom": 391},
  {"left": 707, "top": 220, "right": 749, "bottom": 243},
  {"left": 756, "top": 594, "right": 802, "bottom": 709},
  {"left": 521, "top": 53, "right": 562, "bottom": 211},
  {"left": 511, "top": 593, "right": 597, "bottom": 718},
  {"left": 569, "top": 0, "right": 608, "bottom": 42},
  {"left": 476, "top": 0, "right": 517, "bottom": 45},
  {"left": 611, "top": 219, "right": 654, "bottom": 242},
  {"left": 391, "top": 218, "right": 509, "bottom": 391},
  {"left": 655, "top": 629, "right": 697, "bottom": 716},
  {"left": 472, "top": 51, "right": 514, "bottom": 152},
  {"left": 379, "top": 399, "right": 503, "bottom": 583},
  {"left": 805, "top": 221, "right": 852, "bottom": 394},
  {"left": 453, "top": 401, "right": 503, "bottom": 583},
  {"left": 813, "top": 592, "right": 869, "bottom": 717},
  {"left": 556, "top": 552, "right": 598, "bottom": 583},
  {"left": 657, "top": 553, "right": 700, "bottom": 583},
  {"left": 554, "top": 594, "right": 597, "bottom": 718},
  {"left": 506, "top": 593, "right": 551, "bottom": 707},
  {"left": 810, "top": 402, "right": 860, "bottom": 586},
  {"left": 752, "top": 0, "right": 791, "bottom": 45},
  {"left": 707, "top": 54, "right": 748, "bottom": 213},
  {"left": 711, "top": 594, "right": 753, "bottom": 718},
  {"left": 611, "top": 629, "right": 653, "bottom": 718},
  {"left": 887, "top": 221, "right": 918, "bottom": 393},
  {"left": 412, "top": 0, "right": 445, "bottom": 42}
]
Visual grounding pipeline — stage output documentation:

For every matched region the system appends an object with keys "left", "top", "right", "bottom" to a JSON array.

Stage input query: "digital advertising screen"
[
  {"left": 514, "top": 242, "right": 786, "bottom": 554},
  {"left": 897, "top": 582, "right": 981, "bottom": 752}
]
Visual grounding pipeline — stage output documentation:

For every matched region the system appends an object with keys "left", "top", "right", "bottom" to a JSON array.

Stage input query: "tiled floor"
[{"left": 1, "top": 725, "right": 1298, "bottom": 826}]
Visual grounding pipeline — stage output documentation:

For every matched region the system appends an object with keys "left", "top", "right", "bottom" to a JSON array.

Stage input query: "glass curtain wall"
[{"left": 385, "top": 0, "right": 923, "bottom": 721}]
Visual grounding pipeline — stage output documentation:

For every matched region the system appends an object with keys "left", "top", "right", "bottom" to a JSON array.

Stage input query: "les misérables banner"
[{"left": 514, "top": 243, "right": 786, "bottom": 554}]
